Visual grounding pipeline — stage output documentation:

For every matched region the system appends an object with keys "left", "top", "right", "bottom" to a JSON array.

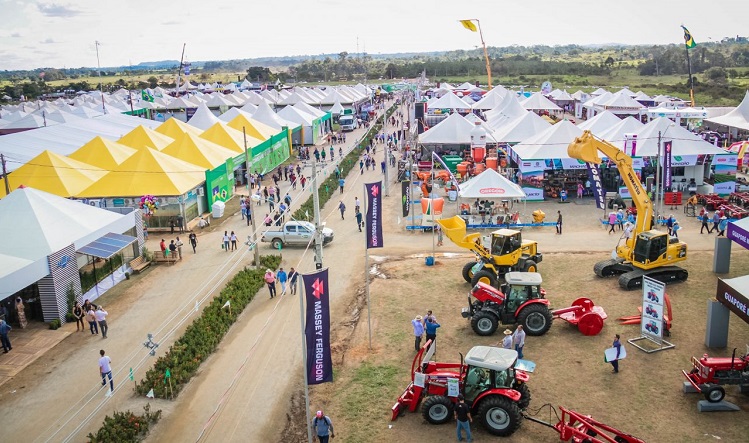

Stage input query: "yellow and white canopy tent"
[
  {"left": 117, "top": 125, "right": 174, "bottom": 151},
  {"left": 199, "top": 122, "right": 262, "bottom": 154},
  {"left": 67, "top": 136, "right": 137, "bottom": 170},
  {"left": 225, "top": 114, "right": 277, "bottom": 141},
  {"left": 162, "top": 132, "right": 239, "bottom": 170},
  {"left": 155, "top": 117, "right": 204, "bottom": 139},
  {"left": 0, "top": 150, "right": 106, "bottom": 198}
]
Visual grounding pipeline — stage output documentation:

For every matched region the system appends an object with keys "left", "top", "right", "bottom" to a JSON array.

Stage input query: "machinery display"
[
  {"left": 438, "top": 215, "right": 542, "bottom": 288},
  {"left": 682, "top": 345, "right": 749, "bottom": 403},
  {"left": 567, "top": 131, "right": 689, "bottom": 290},
  {"left": 618, "top": 292, "right": 673, "bottom": 337},
  {"left": 391, "top": 341, "right": 531, "bottom": 437},
  {"left": 524, "top": 406, "right": 646, "bottom": 443},
  {"left": 464, "top": 272, "right": 607, "bottom": 336}
]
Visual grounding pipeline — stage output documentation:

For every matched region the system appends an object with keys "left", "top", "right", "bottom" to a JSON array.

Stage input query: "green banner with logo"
[
  {"left": 205, "top": 160, "right": 233, "bottom": 206},
  {"left": 250, "top": 129, "right": 290, "bottom": 174}
]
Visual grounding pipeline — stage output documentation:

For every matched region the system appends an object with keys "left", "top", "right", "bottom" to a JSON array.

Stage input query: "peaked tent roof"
[
  {"left": 277, "top": 91, "right": 308, "bottom": 106},
  {"left": 77, "top": 147, "right": 206, "bottom": 197},
  {"left": 510, "top": 120, "right": 584, "bottom": 159},
  {"left": 328, "top": 101, "right": 345, "bottom": 115},
  {"left": 200, "top": 122, "right": 262, "bottom": 153},
  {"left": 68, "top": 136, "right": 137, "bottom": 170},
  {"left": 0, "top": 151, "right": 107, "bottom": 198},
  {"left": 204, "top": 93, "right": 234, "bottom": 108},
  {"left": 599, "top": 91, "right": 646, "bottom": 111},
  {"left": 251, "top": 101, "right": 301, "bottom": 131},
  {"left": 590, "top": 88, "right": 609, "bottom": 96},
  {"left": 162, "top": 132, "right": 239, "bottom": 169},
  {"left": 118, "top": 125, "right": 174, "bottom": 151},
  {"left": 458, "top": 168, "right": 527, "bottom": 199},
  {"left": 577, "top": 110, "right": 622, "bottom": 133},
  {"left": 595, "top": 116, "right": 644, "bottom": 142},
  {"left": 520, "top": 92, "right": 563, "bottom": 111},
  {"left": 705, "top": 90, "right": 749, "bottom": 131},
  {"left": 155, "top": 117, "right": 204, "bottom": 139},
  {"left": 419, "top": 112, "right": 496, "bottom": 144},
  {"left": 187, "top": 103, "right": 221, "bottom": 130},
  {"left": 427, "top": 91, "right": 470, "bottom": 110},
  {"left": 611, "top": 117, "right": 727, "bottom": 156},
  {"left": 485, "top": 94, "right": 528, "bottom": 130},
  {"left": 277, "top": 105, "right": 316, "bottom": 126},
  {"left": 320, "top": 89, "right": 353, "bottom": 105},
  {"left": 293, "top": 102, "right": 326, "bottom": 119},
  {"left": 218, "top": 107, "right": 254, "bottom": 123},
  {"left": 492, "top": 111, "right": 551, "bottom": 144},
  {"left": 226, "top": 114, "right": 277, "bottom": 140}
]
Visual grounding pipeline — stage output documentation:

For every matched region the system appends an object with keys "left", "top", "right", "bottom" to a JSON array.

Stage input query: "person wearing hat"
[
  {"left": 311, "top": 410, "right": 335, "bottom": 442},
  {"left": 671, "top": 220, "right": 681, "bottom": 239},
  {"left": 501, "top": 329, "right": 513, "bottom": 349},
  {"left": 412, "top": 315, "right": 425, "bottom": 352},
  {"left": 717, "top": 216, "right": 729, "bottom": 237},
  {"left": 264, "top": 269, "right": 277, "bottom": 299}
]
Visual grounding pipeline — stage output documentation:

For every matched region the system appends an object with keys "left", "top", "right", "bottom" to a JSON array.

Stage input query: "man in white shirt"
[
  {"left": 99, "top": 349, "right": 114, "bottom": 391},
  {"left": 513, "top": 325, "right": 526, "bottom": 359},
  {"left": 95, "top": 306, "right": 109, "bottom": 338}
]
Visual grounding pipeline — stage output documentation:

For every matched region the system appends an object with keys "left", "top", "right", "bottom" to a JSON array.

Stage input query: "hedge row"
[
  {"left": 87, "top": 404, "right": 161, "bottom": 443},
  {"left": 292, "top": 103, "right": 399, "bottom": 221},
  {"left": 134, "top": 254, "right": 281, "bottom": 398}
]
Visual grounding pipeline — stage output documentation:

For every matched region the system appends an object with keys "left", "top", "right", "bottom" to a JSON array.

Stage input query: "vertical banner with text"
[
  {"left": 663, "top": 140, "right": 673, "bottom": 190},
  {"left": 641, "top": 276, "right": 666, "bottom": 344},
  {"left": 401, "top": 180, "right": 411, "bottom": 217},
  {"left": 303, "top": 269, "right": 333, "bottom": 384},
  {"left": 586, "top": 162, "right": 606, "bottom": 210},
  {"left": 366, "top": 181, "right": 383, "bottom": 248}
]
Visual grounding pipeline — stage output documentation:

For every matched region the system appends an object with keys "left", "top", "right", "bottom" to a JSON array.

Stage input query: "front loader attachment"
[
  {"left": 437, "top": 215, "right": 481, "bottom": 250},
  {"left": 567, "top": 131, "right": 603, "bottom": 165}
]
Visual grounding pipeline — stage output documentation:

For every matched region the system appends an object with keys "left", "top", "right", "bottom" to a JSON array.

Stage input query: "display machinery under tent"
[
  {"left": 0, "top": 187, "right": 141, "bottom": 323},
  {"left": 456, "top": 168, "right": 528, "bottom": 225}
]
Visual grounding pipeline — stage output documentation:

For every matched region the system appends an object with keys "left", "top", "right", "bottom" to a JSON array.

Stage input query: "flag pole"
[
  {"left": 364, "top": 182, "right": 373, "bottom": 350},
  {"left": 469, "top": 19, "right": 493, "bottom": 91},
  {"left": 298, "top": 277, "right": 313, "bottom": 443},
  {"left": 684, "top": 43, "right": 695, "bottom": 107}
]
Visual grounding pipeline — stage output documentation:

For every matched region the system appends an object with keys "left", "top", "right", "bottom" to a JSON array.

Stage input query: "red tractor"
[
  {"left": 464, "top": 272, "right": 607, "bottom": 337},
  {"left": 391, "top": 341, "right": 531, "bottom": 437},
  {"left": 682, "top": 346, "right": 749, "bottom": 403}
]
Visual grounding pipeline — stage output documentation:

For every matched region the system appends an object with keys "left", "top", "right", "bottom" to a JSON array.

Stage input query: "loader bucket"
[
  {"left": 436, "top": 215, "right": 481, "bottom": 249},
  {"left": 567, "top": 131, "right": 602, "bottom": 165}
]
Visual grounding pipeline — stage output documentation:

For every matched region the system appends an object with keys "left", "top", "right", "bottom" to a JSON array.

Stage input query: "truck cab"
[{"left": 339, "top": 114, "right": 356, "bottom": 131}]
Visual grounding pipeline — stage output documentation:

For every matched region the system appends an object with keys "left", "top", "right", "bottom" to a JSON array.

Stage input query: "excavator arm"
[{"left": 568, "top": 131, "right": 652, "bottom": 234}]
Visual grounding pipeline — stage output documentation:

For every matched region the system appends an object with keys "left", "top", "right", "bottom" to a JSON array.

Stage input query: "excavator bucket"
[
  {"left": 436, "top": 215, "right": 481, "bottom": 249},
  {"left": 567, "top": 131, "right": 602, "bottom": 165}
]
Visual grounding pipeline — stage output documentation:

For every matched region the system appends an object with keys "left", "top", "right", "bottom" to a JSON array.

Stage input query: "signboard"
[
  {"left": 663, "top": 140, "right": 673, "bottom": 189},
  {"left": 447, "top": 378, "right": 460, "bottom": 397},
  {"left": 303, "top": 269, "right": 333, "bottom": 384},
  {"left": 727, "top": 220, "right": 749, "bottom": 250},
  {"left": 365, "top": 181, "right": 383, "bottom": 248},
  {"left": 401, "top": 180, "right": 411, "bottom": 217},
  {"left": 641, "top": 276, "right": 666, "bottom": 343},
  {"left": 716, "top": 278, "right": 749, "bottom": 325},
  {"left": 711, "top": 154, "right": 738, "bottom": 196},
  {"left": 586, "top": 162, "right": 606, "bottom": 209}
]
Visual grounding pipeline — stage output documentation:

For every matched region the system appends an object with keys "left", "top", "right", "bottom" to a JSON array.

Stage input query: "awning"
[{"left": 77, "top": 232, "right": 137, "bottom": 259}]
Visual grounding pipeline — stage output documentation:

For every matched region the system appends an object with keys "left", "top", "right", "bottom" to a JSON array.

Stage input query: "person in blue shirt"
[
  {"left": 277, "top": 268, "right": 288, "bottom": 295},
  {"left": 338, "top": 178, "right": 345, "bottom": 193},
  {"left": 717, "top": 216, "right": 729, "bottom": 237},
  {"left": 425, "top": 317, "right": 441, "bottom": 351},
  {"left": 411, "top": 315, "right": 424, "bottom": 351},
  {"left": 610, "top": 334, "right": 621, "bottom": 373},
  {"left": 311, "top": 411, "right": 335, "bottom": 443}
]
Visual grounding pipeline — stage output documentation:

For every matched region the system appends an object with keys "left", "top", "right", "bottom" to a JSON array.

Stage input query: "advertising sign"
[
  {"left": 401, "top": 181, "right": 411, "bottom": 217},
  {"left": 204, "top": 162, "right": 232, "bottom": 206},
  {"left": 711, "top": 154, "right": 738, "bottom": 196},
  {"left": 586, "top": 162, "right": 606, "bottom": 209},
  {"left": 303, "top": 269, "right": 333, "bottom": 384},
  {"left": 663, "top": 140, "right": 673, "bottom": 189},
  {"left": 716, "top": 278, "right": 749, "bottom": 325},
  {"left": 365, "top": 181, "right": 383, "bottom": 248},
  {"left": 641, "top": 276, "right": 666, "bottom": 343}
]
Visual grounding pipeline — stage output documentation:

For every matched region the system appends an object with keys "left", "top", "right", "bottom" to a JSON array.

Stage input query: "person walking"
[
  {"left": 230, "top": 231, "right": 238, "bottom": 251},
  {"left": 277, "top": 267, "right": 288, "bottom": 295},
  {"left": 338, "top": 201, "right": 346, "bottom": 220},
  {"left": 710, "top": 211, "right": 721, "bottom": 233},
  {"left": 436, "top": 225, "right": 444, "bottom": 246},
  {"left": 424, "top": 317, "right": 440, "bottom": 350},
  {"left": 665, "top": 214, "right": 674, "bottom": 236},
  {"left": 354, "top": 197, "right": 361, "bottom": 213},
  {"left": 577, "top": 182, "right": 584, "bottom": 199},
  {"left": 311, "top": 410, "right": 335, "bottom": 443},
  {"left": 411, "top": 315, "right": 424, "bottom": 351},
  {"left": 455, "top": 394, "right": 473, "bottom": 442},
  {"left": 355, "top": 209, "right": 363, "bottom": 232},
  {"left": 175, "top": 236, "right": 184, "bottom": 260},
  {"left": 160, "top": 239, "right": 167, "bottom": 258},
  {"left": 717, "top": 216, "right": 729, "bottom": 236},
  {"left": 99, "top": 349, "right": 114, "bottom": 392},
  {"left": 223, "top": 231, "right": 230, "bottom": 251},
  {"left": 700, "top": 211, "right": 712, "bottom": 234},
  {"left": 610, "top": 334, "right": 622, "bottom": 373},
  {"left": 607, "top": 211, "right": 617, "bottom": 234},
  {"left": 556, "top": 210, "right": 563, "bottom": 235},
  {"left": 672, "top": 221, "right": 681, "bottom": 239},
  {"left": 513, "top": 325, "right": 526, "bottom": 359},
  {"left": 501, "top": 329, "right": 513, "bottom": 349},
  {"left": 73, "top": 301, "right": 85, "bottom": 332},
  {"left": 0, "top": 319, "right": 12, "bottom": 353},
  {"left": 189, "top": 231, "right": 198, "bottom": 253},
  {"left": 87, "top": 305, "right": 98, "bottom": 335},
  {"left": 338, "top": 177, "right": 345, "bottom": 194},
  {"left": 288, "top": 267, "right": 299, "bottom": 295},
  {"left": 264, "top": 269, "right": 277, "bottom": 299},
  {"left": 95, "top": 305, "right": 109, "bottom": 338}
]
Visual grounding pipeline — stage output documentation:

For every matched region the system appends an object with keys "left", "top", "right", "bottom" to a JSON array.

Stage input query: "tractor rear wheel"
[
  {"left": 421, "top": 395, "right": 454, "bottom": 424},
  {"left": 704, "top": 385, "right": 726, "bottom": 403},
  {"left": 477, "top": 396, "right": 522, "bottom": 436},
  {"left": 462, "top": 261, "right": 478, "bottom": 283},
  {"left": 515, "top": 383, "right": 531, "bottom": 410},
  {"left": 521, "top": 260, "right": 538, "bottom": 273},
  {"left": 471, "top": 270, "right": 498, "bottom": 288},
  {"left": 471, "top": 311, "right": 499, "bottom": 336},
  {"left": 517, "top": 304, "right": 553, "bottom": 336}
]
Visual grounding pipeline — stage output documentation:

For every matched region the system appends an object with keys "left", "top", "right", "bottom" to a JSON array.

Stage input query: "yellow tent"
[
  {"left": 162, "top": 132, "right": 239, "bottom": 170},
  {"left": 226, "top": 115, "right": 277, "bottom": 140},
  {"left": 76, "top": 148, "right": 206, "bottom": 197},
  {"left": 155, "top": 117, "right": 204, "bottom": 139},
  {"left": 0, "top": 151, "right": 106, "bottom": 198},
  {"left": 68, "top": 136, "right": 137, "bottom": 170},
  {"left": 118, "top": 125, "right": 175, "bottom": 151},
  {"left": 200, "top": 122, "right": 262, "bottom": 154}
]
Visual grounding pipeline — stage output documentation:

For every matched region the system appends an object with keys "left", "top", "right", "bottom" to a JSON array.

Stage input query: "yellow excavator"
[
  {"left": 437, "top": 216, "right": 543, "bottom": 288},
  {"left": 568, "top": 131, "right": 688, "bottom": 290}
]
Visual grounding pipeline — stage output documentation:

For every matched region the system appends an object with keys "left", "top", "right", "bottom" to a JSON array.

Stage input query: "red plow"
[
  {"left": 617, "top": 293, "right": 672, "bottom": 335},
  {"left": 524, "top": 405, "right": 646, "bottom": 442},
  {"left": 552, "top": 297, "right": 608, "bottom": 336}
]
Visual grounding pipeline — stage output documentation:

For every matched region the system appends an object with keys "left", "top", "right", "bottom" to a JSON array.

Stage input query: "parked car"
[{"left": 261, "top": 220, "right": 334, "bottom": 249}]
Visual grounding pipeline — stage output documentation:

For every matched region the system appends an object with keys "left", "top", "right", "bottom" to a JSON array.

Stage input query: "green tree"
[{"left": 147, "top": 76, "right": 158, "bottom": 88}]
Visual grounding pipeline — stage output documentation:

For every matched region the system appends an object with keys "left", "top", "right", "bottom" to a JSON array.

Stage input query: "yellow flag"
[{"left": 459, "top": 20, "right": 478, "bottom": 32}]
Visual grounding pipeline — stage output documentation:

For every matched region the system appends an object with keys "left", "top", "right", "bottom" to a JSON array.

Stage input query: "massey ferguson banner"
[
  {"left": 303, "top": 269, "right": 333, "bottom": 385},
  {"left": 366, "top": 181, "right": 383, "bottom": 248},
  {"left": 402, "top": 180, "right": 411, "bottom": 217},
  {"left": 586, "top": 162, "right": 606, "bottom": 210},
  {"left": 663, "top": 140, "right": 673, "bottom": 189}
]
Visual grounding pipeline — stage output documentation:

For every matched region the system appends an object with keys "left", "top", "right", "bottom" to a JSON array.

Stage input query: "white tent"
[
  {"left": 598, "top": 91, "right": 646, "bottom": 113},
  {"left": 471, "top": 86, "right": 508, "bottom": 110},
  {"left": 204, "top": 93, "right": 234, "bottom": 108},
  {"left": 590, "top": 88, "right": 609, "bottom": 96},
  {"left": 277, "top": 91, "right": 308, "bottom": 106},
  {"left": 218, "top": 107, "right": 254, "bottom": 123},
  {"left": 577, "top": 110, "right": 622, "bottom": 134},
  {"left": 251, "top": 101, "right": 300, "bottom": 131},
  {"left": 485, "top": 94, "right": 528, "bottom": 130},
  {"left": 293, "top": 102, "right": 326, "bottom": 119},
  {"left": 419, "top": 112, "right": 496, "bottom": 145},
  {"left": 705, "top": 90, "right": 749, "bottom": 131},
  {"left": 277, "top": 106, "right": 317, "bottom": 145},
  {"left": 521, "top": 92, "right": 563, "bottom": 112},
  {"left": 611, "top": 117, "right": 727, "bottom": 156},
  {"left": 510, "top": 120, "right": 584, "bottom": 160},
  {"left": 427, "top": 91, "right": 470, "bottom": 111},
  {"left": 328, "top": 101, "right": 345, "bottom": 116},
  {"left": 596, "top": 116, "right": 644, "bottom": 142},
  {"left": 320, "top": 89, "right": 353, "bottom": 105},
  {"left": 492, "top": 112, "right": 551, "bottom": 144},
  {"left": 458, "top": 168, "right": 526, "bottom": 199},
  {"left": 186, "top": 103, "right": 221, "bottom": 130}
]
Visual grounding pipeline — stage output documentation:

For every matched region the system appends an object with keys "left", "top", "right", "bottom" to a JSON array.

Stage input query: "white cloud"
[{"left": 36, "top": 2, "right": 82, "bottom": 17}]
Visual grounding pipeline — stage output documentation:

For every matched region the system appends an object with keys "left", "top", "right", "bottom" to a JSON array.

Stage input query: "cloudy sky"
[{"left": 0, "top": 0, "right": 746, "bottom": 70}]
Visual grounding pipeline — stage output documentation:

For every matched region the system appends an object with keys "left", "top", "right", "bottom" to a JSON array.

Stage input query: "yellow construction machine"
[
  {"left": 437, "top": 216, "right": 543, "bottom": 287},
  {"left": 568, "top": 131, "right": 688, "bottom": 290}
]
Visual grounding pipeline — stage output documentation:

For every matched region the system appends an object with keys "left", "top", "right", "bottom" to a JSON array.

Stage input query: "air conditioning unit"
[
  {"left": 123, "top": 198, "right": 133, "bottom": 206},
  {"left": 88, "top": 199, "right": 102, "bottom": 208},
  {"left": 197, "top": 187, "right": 205, "bottom": 196}
]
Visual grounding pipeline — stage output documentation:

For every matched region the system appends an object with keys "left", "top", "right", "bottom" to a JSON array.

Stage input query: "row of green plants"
[
  {"left": 292, "top": 103, "right": 398, "bottom": 221},
  {"left": 79, "top": 254, "right": 124, "bottom": 292},
  {"left": 134, "top": 254, "right": 281, "bottom": 398},
  {"left": 87, "top": 404, "right": 162, "bottom": 443}
]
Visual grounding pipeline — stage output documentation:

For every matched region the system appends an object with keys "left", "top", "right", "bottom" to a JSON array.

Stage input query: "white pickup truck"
[{"left": 261, "top": 220, "right": 334, "bottom": 249}]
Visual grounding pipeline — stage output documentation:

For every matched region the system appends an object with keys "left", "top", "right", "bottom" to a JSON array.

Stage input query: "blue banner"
[
  {"left": 586, "top": 162, "right": 606, "bottom": 210},
  {"left": 664, "top": 140, "right": 673, "bottom": 191},
  {"left": 303, "top": 269, "right": 333, "bottom": 385},
  {"left": 366, "top": 181, "right": 383, "bottom": 248}
]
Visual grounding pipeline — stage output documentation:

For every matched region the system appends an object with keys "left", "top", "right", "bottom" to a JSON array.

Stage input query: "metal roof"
[
  {"left": 505, "top": 272, "right": 543, "bottom": 286},
  {"left": 77, "top": 232, "right": 136, "bottom": 259},
  {"left": 465, "top": 346, "right": 518, "bottom": 371}
]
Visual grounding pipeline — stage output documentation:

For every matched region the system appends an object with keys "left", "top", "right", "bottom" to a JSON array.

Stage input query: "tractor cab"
[
  {"left": 463, "top": 346, "right": 528, "bottom": 403},
  {"left": 630, "top": 230, "right": 687, "bottom": 267},
  {"left": 500, "top": 272, "right": 545, "bottom": 313},
  {"left": 489, "top": 229, "right": 523, "bottom": 259}
]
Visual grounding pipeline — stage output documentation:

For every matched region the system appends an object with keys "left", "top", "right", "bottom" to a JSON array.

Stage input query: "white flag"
[
  {"left": 222, "top": 300, "right": 231, "bottom": 309},
  {"left": 146, "top": 388, "right": 155, "bottom": 398},
  {"left": 194, "top": 301, "right": 199, "bottom": 313},
  {"left": 397, "top": 216, "right": 401, "bottom": 225}
]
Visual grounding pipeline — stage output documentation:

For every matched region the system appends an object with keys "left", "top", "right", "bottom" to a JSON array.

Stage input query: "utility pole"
[
  {"left": 654, "top": 131, "right": 661, "bottom": 224},
  {"left": 243, "top": 127, "right": 260, "bottom": 267},
  {"left": 311, "top": 159, "right": 324, "bottom": 269},
  {"left": 1, "top": 153, "right": 10, "bottom": 196},
  {"left": 95, "top": 41, "right": 105, "bottom": 113},
  {"left": 175, "top": 43, "right": 186, "bottom": 97}
]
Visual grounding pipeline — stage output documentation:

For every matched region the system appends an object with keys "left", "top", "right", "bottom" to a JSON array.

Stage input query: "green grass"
[{"left": 339, "top": 363, "right": 401, "bottom": 443}]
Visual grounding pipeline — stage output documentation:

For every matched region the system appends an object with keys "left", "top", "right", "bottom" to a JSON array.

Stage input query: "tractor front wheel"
[
  {"left": 471, "top": 270, "right": 499, "bottom": 288},
  {"left": 471, "top": 311, "right": 499, "bottom": 336},
  {"left": 477, "top": 396, "right": 522, "bottom": 437},
  {"left": 521, "top": 260, "right": 538, "bottom": 273},
  {"left": 517, "top": 304, "right": 553, "bottom": 336},
  {"left": 462, "top": 261, "right": 478, "bottom": 283},
  {"left": 704, "top": 385, "right": 726, "bottom": 403},
  {"left": 421, "top": 395, "right": 454, "bottom": 424}
]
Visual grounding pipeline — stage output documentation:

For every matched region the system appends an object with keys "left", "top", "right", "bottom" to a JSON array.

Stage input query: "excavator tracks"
[
  {"left": 618, "top": 266, "right": 689, "bottom": 290},
  {"left": 593, "top": 258, "right": 626, "bottom": 277}
]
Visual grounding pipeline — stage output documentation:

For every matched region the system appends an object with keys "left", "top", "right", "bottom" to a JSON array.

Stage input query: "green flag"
[
  {"left": 141, "top": 90, "right": 154, "bottom": 102},
  {"left": 681, "top": 25, "right": 696, "bottom": 49},
  {"left": 164, "top": 368, "right": 171, "bottom": 383},
  {"left": 129, "top": 367, "right": 134, "bottom": 381}
]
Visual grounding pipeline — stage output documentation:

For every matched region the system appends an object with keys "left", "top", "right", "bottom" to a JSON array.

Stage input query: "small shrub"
[
  {"left": 49, "top": 319, "right": 61, "bottom": 330},
  {"left": 87, "top": 404, "right": 162, "bottom": 443}
]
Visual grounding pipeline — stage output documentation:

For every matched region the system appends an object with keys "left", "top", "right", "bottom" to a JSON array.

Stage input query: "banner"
[
  {"left": 641, "top": 276, "right": 666, "bottom": 344},
  {"left": 663, "top": 140, "right": 672, "bottom": 190},
  {"left": 401, "top": 180, "right": 411, "bottom": 217},
  {"left": 303, "top": 269, "right": 333, "bottom": 385},
  {"left": 586, "top": 162, "right": 606, "bottom": 209},
  {"left": 366, "top": 181, "right": 383, "bottom": 248},
  {"left": 711, "top": 154, "right": 738, "bottom": 196}
]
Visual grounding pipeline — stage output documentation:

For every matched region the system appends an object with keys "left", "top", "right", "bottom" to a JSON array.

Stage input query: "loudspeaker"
[{"left": 415, "top": 102, "right": 426, "bottom": 134}]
